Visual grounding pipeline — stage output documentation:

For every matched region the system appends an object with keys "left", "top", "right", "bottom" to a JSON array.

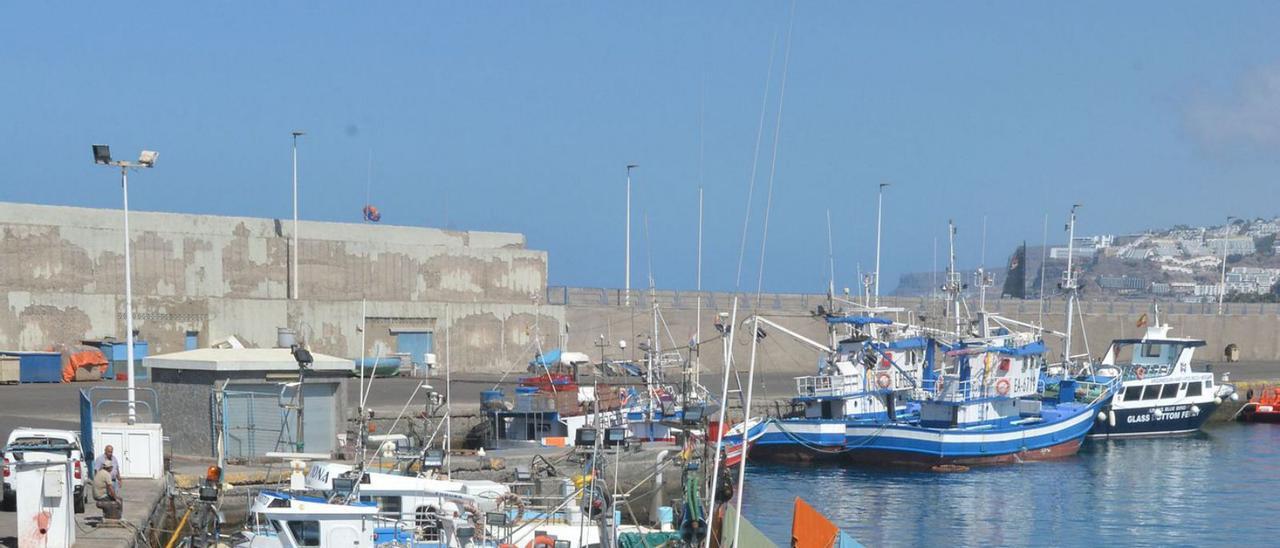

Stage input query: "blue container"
[
  {"left": 657, "top": 506, "right": 675, "bottom": 528},
  {"left": 481, "top": 389, "right": 505, "bottom": 411},
  {"left": 0, "top": 352, "right": 63, "bottom": 383},
  {"left": 515, "top": 386, "right": 539, "bottom": 412},
  {"left": 103, "top": 341, "right": 149, "bottom": 380}
]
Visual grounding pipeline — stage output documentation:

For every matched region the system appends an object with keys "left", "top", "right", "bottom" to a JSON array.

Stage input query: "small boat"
[
  {"left": 354, "top": 356, "right": 403, "bottom": 378},
  {"left": 1087, "top": 317, "right": 1237, "bottom": 438},
  {"left": 711, "top": 418, "right": 768, "bottom": 468},
  {"left": 1237, "top": 386, "right": 1280, "bottom": 423}
]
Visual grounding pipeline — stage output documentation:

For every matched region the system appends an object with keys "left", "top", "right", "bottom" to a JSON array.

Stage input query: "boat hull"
[
  {"left": 1238, "top": 407, "right": 1280, "bottom": 423},
  {"left": 1088, "top": 401, "right": 1218, "bottom": 438}
]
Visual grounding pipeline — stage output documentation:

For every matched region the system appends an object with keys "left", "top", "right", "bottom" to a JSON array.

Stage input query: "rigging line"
[
  {"left": 752, "top": 0, "right": 796, "bottom": 311},
  {"left": 734, "top": 27, "right": 781, "bottom": 290},
  {"left": 738, "top": 4, "right": 797, "bottom": 547}
]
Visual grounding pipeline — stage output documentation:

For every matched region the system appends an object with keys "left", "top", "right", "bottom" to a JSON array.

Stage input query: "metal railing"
[
  {"left": 795, "top": 369, "right": 915, "bottom": 398},
  {"left": 547, "top": 285, "right": 1280, "bottom": 316},
  {"left": 933, "top": 371, "right": 1041, "bottom": 403}
]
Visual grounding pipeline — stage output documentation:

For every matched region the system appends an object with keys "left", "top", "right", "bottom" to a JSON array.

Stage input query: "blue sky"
[{"left": 4, "top": 2, "right": 1280, "bottom": 293}]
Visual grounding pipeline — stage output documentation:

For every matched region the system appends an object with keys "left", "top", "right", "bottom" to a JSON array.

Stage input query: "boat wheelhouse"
[{"left": 1088, "top": 323, "right": 1236, "bottom": 438}]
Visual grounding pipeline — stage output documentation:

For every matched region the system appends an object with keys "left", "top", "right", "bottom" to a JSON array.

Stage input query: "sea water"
[{"left": 741, "top": 422, "right": 1280, "bottom": 547}]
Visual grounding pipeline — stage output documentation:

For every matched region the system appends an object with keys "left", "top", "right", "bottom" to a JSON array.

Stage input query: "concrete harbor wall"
[
  {"left": 556, "top": 286, "right": 1280, "bottom": 377},
  {"left": 0, "top": 202, "right": 562, "bottom": 371}
]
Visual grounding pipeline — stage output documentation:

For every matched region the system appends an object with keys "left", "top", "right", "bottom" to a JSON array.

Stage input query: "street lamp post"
[
  {"left": 291, "top": 131, "right": 305, "bottom": 300},
  {"left": 93, "top": 145, "right": 158, "bottom": 425},
  {"left": 624, "top": 164, "right": 637, "bottom": 306}
]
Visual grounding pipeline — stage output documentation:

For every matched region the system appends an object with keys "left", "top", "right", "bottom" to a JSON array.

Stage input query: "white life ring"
[
  {"left": 995, "top": 378, "right": 1011, "bottom": 396},
  {"left": 876, "top": 372, "right": 892, "bottom": 389}
]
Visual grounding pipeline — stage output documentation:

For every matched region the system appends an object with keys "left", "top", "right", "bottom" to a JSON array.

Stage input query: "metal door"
[{"left": 395, "top": 331, "right": 433, "bottom": 367}]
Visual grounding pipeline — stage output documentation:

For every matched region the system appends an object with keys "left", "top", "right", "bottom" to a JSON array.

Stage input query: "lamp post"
[
  {"left": 291, "top": 131, "right": 305, "bottom": 300},
  {"left": 624, "top": 164, "right": 637, "bottom": 306},
  {"left": 1219, "top": 216, "right": 1235, "bottom": 315},
  {"left": 93, "top": 145, "right": 158, "bottom": 425}
]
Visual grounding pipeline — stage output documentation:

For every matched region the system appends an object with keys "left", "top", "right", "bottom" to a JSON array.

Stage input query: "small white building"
[{"left": 145, "top": 348, "right": 354, "bottom": 460}]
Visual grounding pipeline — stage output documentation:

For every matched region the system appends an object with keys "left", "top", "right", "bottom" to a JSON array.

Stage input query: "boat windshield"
[{"left": 1108, "top": 341, "right": 1196, "bottom": 378}]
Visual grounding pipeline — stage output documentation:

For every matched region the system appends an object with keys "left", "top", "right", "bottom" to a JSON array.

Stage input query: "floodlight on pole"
[{"left": 91, "top": 144, "right": 158, "bottom": 425}]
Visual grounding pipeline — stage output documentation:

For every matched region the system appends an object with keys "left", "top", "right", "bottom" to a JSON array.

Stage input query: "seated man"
[{"left": 93, "top": 459, "right": 122, "bottom": 519}]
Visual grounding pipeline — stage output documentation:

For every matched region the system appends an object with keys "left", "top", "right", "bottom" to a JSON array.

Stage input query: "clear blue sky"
[{"left": 4, "top": 2, "right": 1280, "bottom": 293}]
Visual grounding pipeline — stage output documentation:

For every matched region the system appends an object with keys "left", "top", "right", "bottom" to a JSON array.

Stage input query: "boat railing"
[
  {"left": 932, "top": 371, "right": 1040, "bottom": 403},
  {"left": 1074, "top": 376, "right": 1121, "bottom": 406},
  {"left": 795, "top": 370, "right": 915, "bottom": 398}
]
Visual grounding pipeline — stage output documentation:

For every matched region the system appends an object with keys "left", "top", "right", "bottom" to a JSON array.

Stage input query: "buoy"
[
  {"left": 477, "top": 447, "right": 486, "bottom": 456},
  {"left": 1108, "top": 410, "right": 1116, "bottom": 428},
  {"left": 1191, "top": 405, "right": 1201, "bottom": 415},
  {"left": 1096, "top": 411, "right": 1107, "bottom": 421},
  {"left": 1215, "top": 397, "right": 1223, "bottom": 405},
  {"left": 1231, "top": 393, "right": 1240, "bottom": 401}
]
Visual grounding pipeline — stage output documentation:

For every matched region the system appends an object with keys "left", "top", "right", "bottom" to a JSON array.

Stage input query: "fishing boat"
[
  {"left": 748, "top": 314, "right": 932, "bottom": 462},
  {"left": 1087, "top": 314, "right": 1237, "bottom": 438},
  {"left": 836, "top": 332, "right": 1118, "bottom": 467},
  {"left": 1236, "top": 386, "right": 1280, "bottom": 423}
]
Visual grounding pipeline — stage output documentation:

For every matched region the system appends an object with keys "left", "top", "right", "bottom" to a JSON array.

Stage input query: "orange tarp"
[
  {"left": 792, "top": 497, "right": 840, "bottom": 548},
  {"left": 62, "top": 348, "right": 107, "bottom": 382}
]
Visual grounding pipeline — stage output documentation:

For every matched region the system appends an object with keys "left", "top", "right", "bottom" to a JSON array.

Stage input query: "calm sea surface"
[{"left": 740, "top": 422, "right": 1280, "bottom": 547}]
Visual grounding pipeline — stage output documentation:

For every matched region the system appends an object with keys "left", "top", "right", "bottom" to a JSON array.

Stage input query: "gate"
[{"left": 222, "top": 390, "right": 292, "bottom": 460}]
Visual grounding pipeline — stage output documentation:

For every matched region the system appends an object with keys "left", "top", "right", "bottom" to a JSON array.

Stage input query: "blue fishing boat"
[
  {"left": 835, "top": 334, "right": 1117, "bottom": 467},
  {"left": 749, "top": 315, "right": 933, "bottom": 462}
]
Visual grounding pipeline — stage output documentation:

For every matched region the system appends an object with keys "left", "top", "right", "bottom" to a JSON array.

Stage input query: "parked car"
[{"left": 1, "top": 428, "right": 86, "bottom": 513}]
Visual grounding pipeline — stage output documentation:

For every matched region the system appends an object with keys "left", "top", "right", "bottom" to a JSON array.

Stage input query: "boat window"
[
  {"left": 286, "top": 521, "right": 321, "bottom": 546},
  {"left": 1206, "top": 379, "right": 1214, "bottom": 389},
  {"left": 1186, "top": 382, "right": 1202, "bottom": 397},
  {"left": 1161, "top": 383, "right": 1180, "bottom": 399},
  {"left": 1123, "top": 386, "right": 1142, "bottom": 401},
  {"left": 1141, "top": 344, "right": 1162, "bottom": 358},
  {"left": 1141, "top": 385, "right": 1161, "bottom": 400},
  {"left": 379, "top": 496, "right": 402, "bottom": 518}
]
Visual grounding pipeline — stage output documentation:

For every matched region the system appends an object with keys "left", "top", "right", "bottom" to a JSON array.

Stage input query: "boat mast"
[
  {"left": 1063, "top": 204, "right": 1080, "bottom": 371},
  {"left": 947, "top": 220, "right": 962, "bottom": 337},
  {"left": 874, "top": 183, "right": 888, "bottom": 307}
]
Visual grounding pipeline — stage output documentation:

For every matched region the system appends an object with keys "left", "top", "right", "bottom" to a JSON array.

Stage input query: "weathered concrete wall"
[
  {"left": 562, "top": 289, "right": 1280, "bottom": 378},
  {"left": 0, "top": 202, "right": 562, "bottom": 372}
]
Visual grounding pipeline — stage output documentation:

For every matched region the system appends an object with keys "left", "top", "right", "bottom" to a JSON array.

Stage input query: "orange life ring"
[
  {"left": 1135, "top": 366, "right": 1146, "bottom": 380},
  {"left": 876, "top": 372, "right": 892, "bottom": 389},
  {"left": 527, "top": 535, "right": 557, "bottom": 548},
  {"left": 995, "top": 378, "right": 1011, "bottom": 396}
]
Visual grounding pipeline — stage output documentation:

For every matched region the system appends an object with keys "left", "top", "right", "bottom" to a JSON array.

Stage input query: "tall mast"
[
  {"left": 874, "top": 183, "right": 889, "bottom": 306},
  {"left": 624, "top": 164, "right": 637, "bottom": 306},
  {"left": 947, "top": 220, "right": 962, "bottom": 337},
  {"left": 695, "top": 186, "right": 703, "bottom": 383},
  {"left": 1062, "top": 204, "right": 1080, "bottom": 370}
]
